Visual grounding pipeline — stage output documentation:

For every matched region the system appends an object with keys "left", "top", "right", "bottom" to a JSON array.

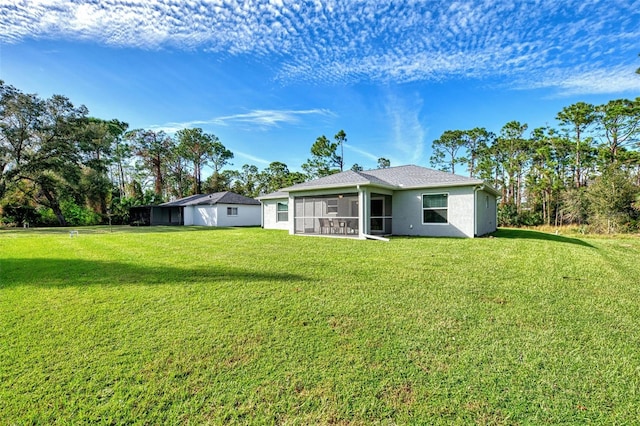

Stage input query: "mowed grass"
[{"left": 1, "top": 226, "right": 639, "bottom": 424}]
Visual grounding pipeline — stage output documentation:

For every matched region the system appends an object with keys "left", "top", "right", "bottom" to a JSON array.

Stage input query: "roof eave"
[
  {"left": 398, "top": 181, "right": 500, "bottom": 195},
  {"left": 284, "top": 182, "right": 396, "bottom": 193}
]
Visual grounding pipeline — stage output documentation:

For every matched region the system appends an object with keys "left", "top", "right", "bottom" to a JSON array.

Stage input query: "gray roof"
[
  {"left": 160, "top": 191, "right": 260, "bottom": 207},
  {"left": 281, "top": 169, "right": 393, "bottom": 191},
  {"left": 282, "top": 165, "right": 494, "bottom": 193},
  {"left": 361, "top": 165, "right": 485, "bottom": 188},
  {"left": 256, "top": 190, "right": 289, "bottom": 200}
]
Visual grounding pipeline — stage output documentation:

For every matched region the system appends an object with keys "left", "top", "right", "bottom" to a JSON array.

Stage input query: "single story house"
[
  {"left": 258, "top": 165, "right": 499, "bottom": 238},
  {"left": 129, "top": 191, "right": 261, "bottom": 227}
]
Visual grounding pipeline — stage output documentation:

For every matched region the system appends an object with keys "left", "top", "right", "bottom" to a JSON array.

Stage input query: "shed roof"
[{"left": 160, "top": 191, "right": 260, "bottom": 207}]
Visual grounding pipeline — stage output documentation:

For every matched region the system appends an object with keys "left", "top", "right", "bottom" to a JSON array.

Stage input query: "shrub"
[{"left": 60, "top": 200, "right": 102, "bottom": 226}]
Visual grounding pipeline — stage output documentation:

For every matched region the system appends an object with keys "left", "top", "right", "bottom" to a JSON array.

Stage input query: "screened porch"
[
  {"left": 293, "top": 194, "right": 360, "bottom": 236},
  {"left": 292, "top": 192, "right": 392, "bottom": 237}
]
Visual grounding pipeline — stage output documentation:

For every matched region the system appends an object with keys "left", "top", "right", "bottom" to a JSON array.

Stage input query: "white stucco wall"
[
  {"left": 215, "top": 204, "right": 261, "bottom": 227},
  {"left": 183, "top": 206, "right": 194, "bottom": 225},
  {"left": 191, "top": 206, "right": 218, "bottom": 226},
  {"left": 261, "top": 198, "right": 289, "bottom": 230},
  {"left": 392, "top": 186, "right": 476, "bottom": 237},
  {"left": 475, "top": 189, "right": 497, "bottom": 236}
]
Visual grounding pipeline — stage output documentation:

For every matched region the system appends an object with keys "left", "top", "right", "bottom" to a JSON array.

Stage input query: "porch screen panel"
[
  {"left": 293, "top": 194, "right": 359, "bottom": 235},
  {"left": 294, "top": 198, "right": 305, "bottom": 233}
]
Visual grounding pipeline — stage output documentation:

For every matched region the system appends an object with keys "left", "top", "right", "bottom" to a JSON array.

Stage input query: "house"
[
  {"left": 129, "top": 191, "right": 261, "bottom": 227},
  {"left": 258, "top": 165, "right": 499, "bottom": 238}
]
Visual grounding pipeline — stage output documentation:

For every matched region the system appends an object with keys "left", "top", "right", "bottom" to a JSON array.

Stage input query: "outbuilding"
[{"left": 129, "top": 191, "right": 261, "bottom": 227}]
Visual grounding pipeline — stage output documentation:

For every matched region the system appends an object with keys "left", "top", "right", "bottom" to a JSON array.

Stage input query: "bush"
[
  {"left": 498, "top": 204, "right": 543, "bottom": 227},
  {"left": 60, "top": 200, "right": 102, "bottom": 226},
  {"left": 0, "top": 204, "right": 39, "bottom": 227},
  {"left": 36, "top": 207, "right": 60, "bottom": 226}
]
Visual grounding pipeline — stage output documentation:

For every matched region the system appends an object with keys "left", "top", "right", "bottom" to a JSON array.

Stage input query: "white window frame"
[
  {"left": 326, "top": 198, "right": 338, "bottom": 214},
  {"left": 422, "top": 193, "right": 448, "bottom": 224},
  {"left": 276, "top": 201, "right": 288, "bottom": 222},
  {"left": 227, "top": 206, "right": 238, "bottom": 216}
]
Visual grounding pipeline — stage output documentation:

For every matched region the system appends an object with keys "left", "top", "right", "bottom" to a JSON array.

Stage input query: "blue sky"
[{"left": 1, "top": 0, "right": 639, "bottom": 174}]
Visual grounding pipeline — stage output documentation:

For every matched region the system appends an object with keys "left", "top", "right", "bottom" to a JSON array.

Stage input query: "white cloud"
[
  {"left": 524, "top": 65, "right": 640, "bottom": 96},
  {"left": 384, "top": 93, "right": 427, "bottom": 165},
  {"left": 344, "top": 143, "right": 379, "bottom": 163},
  {"left": 212, "top": 109, "right": 334, "bottom": 127},
  {"left": 2, "top": 0, "right": 638, "bottom": 94},
  {"left": 233, "top": 150, "right": 271, "bottom": 166},
  {"left": 149, "top": 108, "right": 334, "bottom": 133}
]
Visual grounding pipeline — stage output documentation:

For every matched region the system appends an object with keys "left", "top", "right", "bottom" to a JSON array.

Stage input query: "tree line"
[
  {"left": 0, "top": 81, "right": 308, "bottom": 226},
  {"left": 429, "top": 99, "right": 640, "bottom": 232},
  {"left": 2, "top": 78, "right": 639, "bottom": 232}
]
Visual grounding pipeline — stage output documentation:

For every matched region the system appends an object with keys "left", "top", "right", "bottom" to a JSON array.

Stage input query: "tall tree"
[
  {"left": 207, "top": 137, "right": 233, "bottom": 193},
  {"left": 176, "top": 128, "right": 217, "bottom": 194},
  {"left": 301, "top": 134, "right": 341, "bottom": 179},
  {"left": 126, "top": 129, "right": 174, "bottom": 198},
  {"left": 334, "top": 129, "right": 346, "bottom": 172},
  {"left": 430, "top": 130, "right": 466, "bottom": 174},
  {"left": 228, "top": 164, "right": 260, "bottom": 197},
  {"left": 377, "top": 157, "right": 391, "bottom": 169},
  {"left": 495, "top": 121, "right": 529, "bottom": 209},
  {"left": 556, "top": 102, "right": 597, "bottom": 188},
  {"left": 77, "top": 118, "right": 128, "bottom": 215},
  {"left": 257, "top": 161, "right": 300, "bottom": 194},
  {"left": 463, "top": 127, "right": 495, "bottom": 178},
  {"left": 596, "top": 98, "right": 640, "bottom": 163},
  {"left": 0, "top": 82, "right": 88, "bottom": 225}
]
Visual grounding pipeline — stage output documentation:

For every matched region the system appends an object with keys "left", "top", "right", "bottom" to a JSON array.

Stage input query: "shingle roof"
[
  {"left": 281, "top": 169, "right": 393, "bottom": 192},
  {"left": 256, "top": 190, "right": 289, "bottom": 200},
  {"left": 161, "top": 191, "right": 260, "bottom": 206},
  {"left": 282, "top": 165, "right": 491, "bottom": 192},
  {"left": 361, "top": 165, "right": 485, "bottom": 188}
]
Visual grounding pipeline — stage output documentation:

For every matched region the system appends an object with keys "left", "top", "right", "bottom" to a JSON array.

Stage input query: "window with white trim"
[
  {"left": 422, "top": 193, "right": 448, "bottom": 224},
  {"left": 326, "top": 199, "right": 338, "bottom": 214},
  {"left": 227, "top": 206, "right": 238, "bottom": 216},
  {"left": 276, "top": 201, "right": 288, "bottom": 222}
]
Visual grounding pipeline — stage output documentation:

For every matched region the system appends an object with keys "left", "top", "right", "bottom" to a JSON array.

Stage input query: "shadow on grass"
[
  {"left": 494, "top": 228, "right": 595, "bottom": 248},
  {"left": 1, "top": 258, "right": 308, "bottom": 288},
  {"left": 0, "top": 225, "right": 254, "bottom": 235}
]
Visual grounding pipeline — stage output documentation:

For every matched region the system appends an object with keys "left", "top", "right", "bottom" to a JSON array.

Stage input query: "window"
[
  {"left": 227, "top": 207, "right": 238, "bottom": 216},
  {"left": 277, "top": 202, "right": 288, "bottom": 222},
  {"left": 326, "top": 199, "right": 338, "bottom": 214},
  {"left": 423, "top": 193, "right": 448, "bottom": 224}
]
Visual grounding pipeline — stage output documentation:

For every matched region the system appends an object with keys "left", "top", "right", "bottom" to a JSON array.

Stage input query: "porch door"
[{"left": 370, "top": 198, "right": 385, "bottom": 233}]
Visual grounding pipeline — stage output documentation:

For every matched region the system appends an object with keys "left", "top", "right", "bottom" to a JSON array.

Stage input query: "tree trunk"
[{"left": 41, "top": 188, "right": 67, "bottom": 226}]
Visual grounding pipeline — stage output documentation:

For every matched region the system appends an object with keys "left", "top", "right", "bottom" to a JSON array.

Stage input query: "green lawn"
[{"left": 1, "top": 226, "right": 639, "bottom": 424}]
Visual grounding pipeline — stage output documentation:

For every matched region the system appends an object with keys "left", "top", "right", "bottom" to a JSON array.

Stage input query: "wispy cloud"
[
  {"left": 344, "top": 143, "right": 379, "bottom": 164},
  {"left": 233, "top": 150, "right": 271, "bottom": 166},
  {"left": 385, "top": 93, "right": 427, "bottom": 165},
  {"left": 212, "top": 109, "right": 334, "bottom": 127},
  {"left": 2, "top": 0, "right": 638, "bottom": 94},
  {"left": 149, "top": 108, "right": 334, "bottom": 133}
]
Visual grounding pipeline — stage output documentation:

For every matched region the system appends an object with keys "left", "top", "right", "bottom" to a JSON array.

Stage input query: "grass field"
[{"left": 1, "top": 226, "right": 640, "bottom": 424}]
